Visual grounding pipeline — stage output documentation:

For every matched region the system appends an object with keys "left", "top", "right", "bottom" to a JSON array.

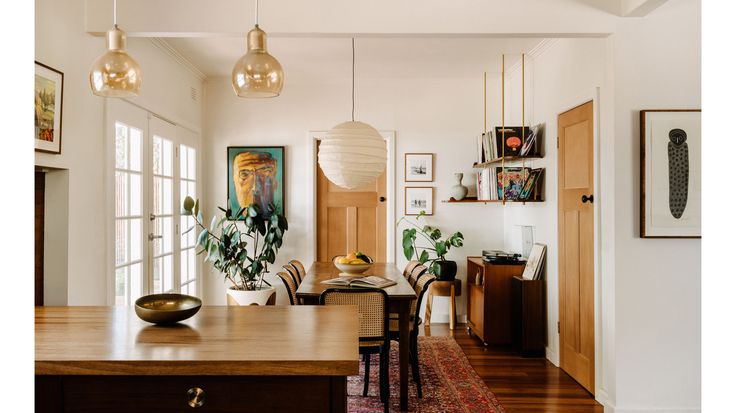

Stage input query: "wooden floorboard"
[{"left": 420, "top": 324, "right": 604, "bottom": 413}]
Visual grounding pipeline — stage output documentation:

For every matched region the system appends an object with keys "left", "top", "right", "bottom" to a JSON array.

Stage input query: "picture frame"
[
  {"left": 404, "top": 187, "right": 434, "bottom": 216},
  {"left": 227, "top": 146, "right": 285, "bottom": 219},
  {"left": 519, "top": 168, "right": 544, "bottom": 201},
  {"left": 640, "top": 109, "right": 701, "bottom": 238},
  {"left": 35, "top": 61, "right": 64, "bottom": 154},
  {"left": 404, "top": 153, "right": 434, "bottom": 182}
]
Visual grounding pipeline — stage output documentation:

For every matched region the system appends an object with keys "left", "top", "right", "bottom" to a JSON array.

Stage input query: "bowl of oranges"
[{"left": 333, "top": 251, "right": 373, "bottom": 275}]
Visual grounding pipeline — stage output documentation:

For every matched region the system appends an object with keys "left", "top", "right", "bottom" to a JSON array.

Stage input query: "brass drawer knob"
[{"left": 187, "top": 387, "right": 205, "bottom": 408}]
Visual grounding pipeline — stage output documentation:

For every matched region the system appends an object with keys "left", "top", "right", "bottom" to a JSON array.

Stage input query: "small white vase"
[
  {"left": 226, "top": 285, "right": 276, "bottom": 306},
  {"left": 450, "top": 173, "right": 469, "bottom": 200}
]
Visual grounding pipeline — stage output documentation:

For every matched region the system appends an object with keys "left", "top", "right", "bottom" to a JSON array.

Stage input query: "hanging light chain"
[{"left": 352, "top": 37, "right": 355, "bottom": 122}]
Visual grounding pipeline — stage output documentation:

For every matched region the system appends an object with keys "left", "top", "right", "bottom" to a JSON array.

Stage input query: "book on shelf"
[
  {"left": 494, "top": 126, "right": 534, "bottom": 158},
  {"left": 520, "top": 124, "right": 543, "bottom": 157},
  {"left": 321, "top": 275, "right": 397, "bottom": 289},
  {"left": 519, "top": 168, "right": 544, "bottom": 200},
  {"left": 496, "top": 167, "right": 530, "bottom": 200}
]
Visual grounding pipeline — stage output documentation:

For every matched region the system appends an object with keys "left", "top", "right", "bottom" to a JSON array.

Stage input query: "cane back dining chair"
[
  {"left": 319, "top": 288, "right": 390, "bottom": 412},
  {"left": 402, "top": 260, "right": 421, "bottom": 280},
  {"left": 389, "top": 272, "right": 436, "bottom": 398},
  {"left": 275, "top": 271, "right": 299, "bottom": 305}
]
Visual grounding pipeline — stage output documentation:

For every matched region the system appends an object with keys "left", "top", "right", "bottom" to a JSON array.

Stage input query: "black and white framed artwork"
[
  {"left": 404, "top": 153, "right": 434, "bottom": 182},
  {"left": 640, "top": 109, "right": 701, "bottom": 238},
  {"left": 405, "top": 187, "right": 434, "bottom": 216}
]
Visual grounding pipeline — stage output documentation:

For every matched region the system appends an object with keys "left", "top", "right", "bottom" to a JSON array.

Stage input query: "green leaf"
[
  {"left": 248, "top": 204, "right": 260, "bottom": 218},
  {"left": 403, "top": 244, "right": 414, "bottom": 261},
  {"left": 194, "top": 199, "right": 200, "bottom": 217},
  {"left": 182, "top": 225, "right": 195, "bottom": 235},
  {"left": 197, "top": 229, "right": 209, "bottom": 248},
  {"left": 429, "top": 261, "right": 440, "bottom": 275},
  {"left": 210, "top": 215, "right": 218, "bottom": 232},
  {"left": 419, "top": 249, "right": 429, "bottom": 264},
  {"left": 435, "top": 241, "right": 447, "bottom": 257},
  {"left": 430, "top": 228, "right": 442, "bottom": 240},
  {"left": 207, "top": 241, "right": 218, "bottom": 261}
]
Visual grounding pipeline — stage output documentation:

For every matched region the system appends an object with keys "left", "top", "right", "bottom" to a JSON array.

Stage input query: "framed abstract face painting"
[
  {"left": 227, "top": 146, "right": 285, "bottom": 219},
  {"left": 35, "top": 61, "right": 64, "bottom": 154},
  {"left": 640, "top": 110, "right": 701, "bottom": 238}
]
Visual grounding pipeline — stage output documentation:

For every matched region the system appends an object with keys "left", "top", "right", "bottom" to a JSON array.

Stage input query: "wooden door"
[
  {"left": 558, "top": 101, "right": 595, "bottom": 393},
  {"left": 316, "top": 140, "right": 387, "bottom": 262},
  {"left": 35, "top": 171, "right": 45, "bottom": 306}
]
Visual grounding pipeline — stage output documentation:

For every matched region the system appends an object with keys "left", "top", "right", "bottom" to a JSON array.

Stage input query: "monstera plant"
[
  {"left": 398, "top": 211, "right": 464, "bottom": 281},
  {"left": 182, "top": 196, "right": 288, "bottom": 305}
]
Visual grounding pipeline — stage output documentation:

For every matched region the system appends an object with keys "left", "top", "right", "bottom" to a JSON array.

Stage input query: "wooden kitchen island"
[{"left": 35, "top": 306, "right": 359, "bottom": 413}]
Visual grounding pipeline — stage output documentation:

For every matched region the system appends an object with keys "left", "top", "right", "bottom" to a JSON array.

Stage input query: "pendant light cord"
[
  {"left": 352, "top": 37, "right": 355, "bottom": 122},
  {"left": 113, "top": 0, "right": 117, "bottom": 26},
  {"left": 255, "top": 0, "right": 259, "bottom": 27}
]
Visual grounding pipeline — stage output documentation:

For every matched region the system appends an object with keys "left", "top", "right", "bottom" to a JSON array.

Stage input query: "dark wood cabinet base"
[{"left": 36, "top": 375, "right": 347, "bottom": 413}]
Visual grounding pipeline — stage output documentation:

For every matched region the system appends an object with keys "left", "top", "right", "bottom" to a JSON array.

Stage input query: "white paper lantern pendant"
[{"left": 318, "top": 39, "right": 387, "bottom": 189}]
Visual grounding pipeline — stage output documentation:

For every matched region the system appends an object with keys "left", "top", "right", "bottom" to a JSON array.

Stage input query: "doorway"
[
  {"left": 310, "top": 132, "right": 396, "bottom": 263},
  {"left": 316, "top": 140, "right": 387, "bottom": 262},
  {"left": 557, "top": 100, "right": 595, "bottom": 393}
]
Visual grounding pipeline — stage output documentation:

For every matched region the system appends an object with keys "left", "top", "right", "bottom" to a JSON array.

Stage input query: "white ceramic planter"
[{"left": 226, "top": 286, "right": 276, "bottom": 306}]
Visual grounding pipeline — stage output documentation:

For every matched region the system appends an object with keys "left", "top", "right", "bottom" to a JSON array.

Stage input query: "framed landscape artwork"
[
  {"left": 640, "top": 109, "right": 701, "bottom": 238},
  {"left": 405, "top": 187, "right": 434, "bottom": 216},
  {"left": 227, "top": 146, "right": 285, "bottom": 219},
  {"left": 405, "top": 153, "right": 434, "bottom": 182},
  {"left": 35, "top": 61, "right": 64, "bottom": 154}
]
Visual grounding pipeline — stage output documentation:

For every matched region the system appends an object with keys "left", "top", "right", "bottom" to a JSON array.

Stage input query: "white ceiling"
[{"left": 164, "top": 37, "right": 544, "bottom": 81}]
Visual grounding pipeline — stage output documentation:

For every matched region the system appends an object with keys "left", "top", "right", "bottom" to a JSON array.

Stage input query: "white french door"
[{"left": 107, "top": 100, "right": 200, "bottom": 305}]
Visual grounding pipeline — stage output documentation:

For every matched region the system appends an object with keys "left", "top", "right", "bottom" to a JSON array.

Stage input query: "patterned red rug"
[{"left": 348, "top": 336, "right": 506, "bottom": 413}]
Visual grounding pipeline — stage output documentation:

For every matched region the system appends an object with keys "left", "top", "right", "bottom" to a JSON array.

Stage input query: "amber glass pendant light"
[
  {"left": 89, "top": 0, "right": 142, "bottom": 97},
  {"left": 232, "top": 0, "right": 284, "bottom": 97}
]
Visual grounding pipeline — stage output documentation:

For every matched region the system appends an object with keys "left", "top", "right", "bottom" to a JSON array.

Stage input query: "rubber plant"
[
  {"left": 182, "top": 196, "right": 288, "bottom": 291},
  {"left": 398, "top": 211, "right": 464, "bottom": 275}
]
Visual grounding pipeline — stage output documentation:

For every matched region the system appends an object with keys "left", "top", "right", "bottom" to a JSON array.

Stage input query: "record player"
[{"left": 482, "top": 250, "right": 523, "bottom": 264}]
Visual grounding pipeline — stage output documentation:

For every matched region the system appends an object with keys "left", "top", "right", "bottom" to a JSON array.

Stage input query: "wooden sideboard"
[
  {"left": 35, "top": 306, "right": 359, "bottom": 413},
  {"left": 466, "top": 257, "right": 526, "bottom": 345}
]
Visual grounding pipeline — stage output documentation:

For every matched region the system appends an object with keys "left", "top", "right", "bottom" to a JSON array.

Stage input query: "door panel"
[
  {"left": 317, "top": 140, "right": 387, "bottom": 262},
  {"left": 558, "top": 101, "right": 595, "bottom": 393}
]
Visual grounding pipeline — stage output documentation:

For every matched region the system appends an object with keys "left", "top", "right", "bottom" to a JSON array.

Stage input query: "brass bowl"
[{"left": 135, "top": 293, "right": 202, "bottom": 325}]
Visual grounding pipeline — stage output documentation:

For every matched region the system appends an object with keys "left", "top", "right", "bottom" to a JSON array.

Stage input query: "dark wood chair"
[
  {"left": 389, "top": 272, "right": 436, "bottom": 398},
  {"left": 276, "top": 271, "right": 299, "bottom": 305},
  {"left": 320, "top": 288, "right": 390, "bottom": 412}
]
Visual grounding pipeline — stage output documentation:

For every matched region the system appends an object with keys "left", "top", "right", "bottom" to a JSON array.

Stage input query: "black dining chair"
[
  {"left": 320, "top": 288, "right": 390, "bottom": 412},
  {"left": 389, "top": 272, "right": 436, "bottom": 398}
]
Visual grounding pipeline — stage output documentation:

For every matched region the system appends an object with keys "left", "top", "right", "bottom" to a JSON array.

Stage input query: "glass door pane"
[{"left": 151, "top": 134, "right": 175, "bottom": 294}]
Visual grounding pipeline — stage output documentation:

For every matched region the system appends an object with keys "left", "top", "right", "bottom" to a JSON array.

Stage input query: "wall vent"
[{"left": 190, "top": 87, "right": 199, "bottom": 102}]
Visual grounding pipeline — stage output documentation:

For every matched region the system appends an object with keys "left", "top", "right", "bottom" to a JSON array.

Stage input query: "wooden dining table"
[{"left": 296, "top": 262, "right": 417, "bottom": 411}]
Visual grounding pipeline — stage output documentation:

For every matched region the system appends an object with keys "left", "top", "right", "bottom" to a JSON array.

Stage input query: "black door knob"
[
  {"left": 379, "top": 196, "right": 386, "bottom": 202},
  {"left": 581, "top": 194, "right": 594, "bottom": 204}
]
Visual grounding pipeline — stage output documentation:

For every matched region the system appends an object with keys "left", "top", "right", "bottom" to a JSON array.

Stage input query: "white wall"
[
  {"left": 611, "top": 0, "right": 701, "bottom": 412},
  {"left": 201, "top": 75, "right": 507, "bottom": 320},
  {"left": 501, "top": 1, "right": 701, "bottom": 412},
  {"left": 35, "top": 0, "right": 203, "bottom": 305}
]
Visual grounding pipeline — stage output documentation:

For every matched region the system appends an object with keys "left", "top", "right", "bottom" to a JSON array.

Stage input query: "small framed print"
[
  {"left": 405, "top": 187, "right": 434, "bottom": 216},
  {"left": 404, "top": 153, "right": 434, "bottom": 182},
  {"left": 35, "top": 61, "right": 64, "bottom": 154},
  {"left": 640, "top": 109, "right": 701, "bottom": 238}
]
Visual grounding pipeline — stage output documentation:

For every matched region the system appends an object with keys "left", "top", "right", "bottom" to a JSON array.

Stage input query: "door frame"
[
  {"left": 306, "top": 130, "right": 396, "bottom": 263},
  {"left": 554, "top": 87, "right": 606, "bottom": 400}
]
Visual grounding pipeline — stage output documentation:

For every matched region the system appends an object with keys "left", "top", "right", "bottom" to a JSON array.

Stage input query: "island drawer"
[{"left": 36, "top": 375, "right": 347, "bottom": 413}]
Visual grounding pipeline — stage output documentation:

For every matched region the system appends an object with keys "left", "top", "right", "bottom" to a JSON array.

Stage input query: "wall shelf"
[
  {"left": 442, "top": 197, "right": 544, "bottom": 204},
  {"left": 473, "top": 155, "right": 543, "bottom": 168}
]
